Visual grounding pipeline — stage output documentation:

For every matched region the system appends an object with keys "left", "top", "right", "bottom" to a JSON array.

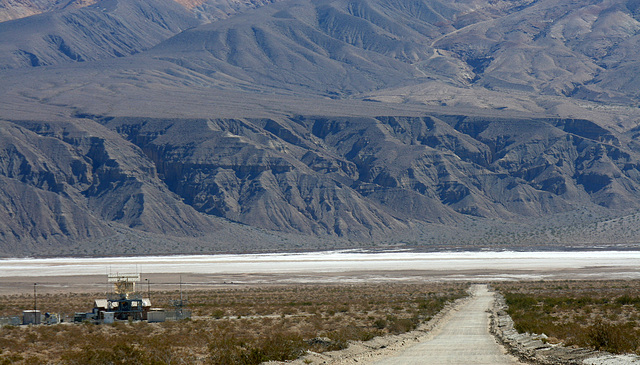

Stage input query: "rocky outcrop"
[
  {"left": 100, "top": 114, "right": 640, "bottom": 237},
  {"left": 0, "top": 119, "right": 220, "bottom": 254},
  {"left": 106, "top": 117, "right": 409, "bottom": 238},
  {"left": 3, "top": 110, "right": 640, "bottom": 255}
]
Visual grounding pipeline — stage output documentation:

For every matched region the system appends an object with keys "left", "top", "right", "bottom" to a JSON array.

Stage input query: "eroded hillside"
[{"left": 2, "top": 0, "right": 640, "bottom": 255}]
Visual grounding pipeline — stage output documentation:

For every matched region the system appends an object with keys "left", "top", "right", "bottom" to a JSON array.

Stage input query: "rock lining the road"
[{"left": 490, "top": 291, "right": 640, "bottom": 365}]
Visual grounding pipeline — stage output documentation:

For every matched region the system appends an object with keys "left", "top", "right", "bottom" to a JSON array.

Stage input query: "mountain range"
[{"left": 1, "top": 0, "right": 640, "bottom": 256}]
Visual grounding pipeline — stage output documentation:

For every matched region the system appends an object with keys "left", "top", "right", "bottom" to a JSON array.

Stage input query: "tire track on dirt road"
[{"left": 372, "top": 284, "right": 522, "bottom": 365}]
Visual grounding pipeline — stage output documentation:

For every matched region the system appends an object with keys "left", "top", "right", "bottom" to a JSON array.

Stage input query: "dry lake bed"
[{"left": 1, "top": 250, "right": 639, "bottom": 294}]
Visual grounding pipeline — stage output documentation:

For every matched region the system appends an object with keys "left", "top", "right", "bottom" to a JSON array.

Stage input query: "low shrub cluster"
[
  {"left": 0, "top": 283, "right": 467, "bottom": 364},
  {"left": 497, "top": 280, "right": 640, "bottom": 355}
]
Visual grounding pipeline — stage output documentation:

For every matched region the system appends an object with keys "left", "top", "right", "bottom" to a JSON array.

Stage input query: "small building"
[
  {"left": 103, "top": 312, "right": 115, "bottom": 324},
  {"left": 93, "top": 297, "right": 151, "bottom": 321},
  {"left": 86, "top": 273, "right": 170, "bottom": 323},
  {"left": 23, "top": 310, "right": 41, "bottom": 325},
  {"left": 147, "top": 309, "right": 166, "bottom": 323},
  {"left": 73, "top": 312, "right": 96, "bottom": 323}
]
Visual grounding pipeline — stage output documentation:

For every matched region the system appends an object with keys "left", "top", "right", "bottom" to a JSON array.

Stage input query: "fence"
[
  {"left": 0, "top": 316, "right": 21, "bottom": 326},
  {"left": 165, "top": 310, "right": 192, "bottom": 321},
  {"left": 0, "top": 311, "right": 190, "bottom": 326}
]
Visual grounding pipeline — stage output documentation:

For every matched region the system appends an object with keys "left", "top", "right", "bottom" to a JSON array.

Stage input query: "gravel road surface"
[{"left": 373, "top": 284, "right": 522, "bottom": 365}]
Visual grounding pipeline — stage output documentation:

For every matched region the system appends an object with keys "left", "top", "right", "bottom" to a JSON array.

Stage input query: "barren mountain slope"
[
  {"left": 0, "top": 0, "right": 288, "bottom": 69},
  {"left": 427, "top": 0, "right": 640, "bottom": 104},
  {"left": 125, "top": 0, "right": 640, "bottom": 103},
  {"left": 141, "top": 0, "right": 542, "bottom": 96},
  {"left": 0, "top": 119, "right": 225, "bottom": 246},
  {"left": 5, "top": 0, "right": 640, "bottom": 101},
  {"left": 0, "top": 0, "right": 280, "bottom": 23},
  {"left": 2, "top": 0, "right": 640, "bottom": 255},
  {"left": 97, "top": 115, "right": 640, "bottom": 235},
  {"left": 0, "top": 0, "right": 199, "bottom": 69},
  {"left": 0, "top": 0, "right": 95, "bottom": 22}
]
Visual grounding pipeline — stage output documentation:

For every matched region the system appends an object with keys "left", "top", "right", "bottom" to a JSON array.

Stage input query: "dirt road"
[{"left": 373, "top": 284, "right": 522, "bottom": 365}]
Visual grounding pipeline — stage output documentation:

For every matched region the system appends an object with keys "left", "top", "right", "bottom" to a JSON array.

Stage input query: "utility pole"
[
  {"left": 145, "top": 278, "right": 150, "bottom": 301},
  {"left": 33, "top": 283, "right": 37, "bottom": 312}
]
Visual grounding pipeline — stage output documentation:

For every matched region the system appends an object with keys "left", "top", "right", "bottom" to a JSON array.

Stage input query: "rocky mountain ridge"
[
  {"left": 4, "top": 110, "right": 640, "bottom": 255},
  {"left": 102, "top": 114, "right": 640, "bottom": 229},
  {"left": 2, "top": 0, "right": 640, "bottom": 255}
]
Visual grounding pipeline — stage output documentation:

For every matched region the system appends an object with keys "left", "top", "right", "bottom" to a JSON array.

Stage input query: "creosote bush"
[
  {"left": 497, "top": 280, "right": 640, "bottom": 355},
  {"left": 0, "top": 283, "right": 467, "bottom": 364}
]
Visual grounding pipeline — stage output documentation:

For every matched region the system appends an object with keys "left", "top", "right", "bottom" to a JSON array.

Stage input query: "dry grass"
[
  {"left": 0, "top": 283, "right": 467, "bottom": 364},
  {"left": 495, "top": 280, "right": 640, "bottom": 355}
]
